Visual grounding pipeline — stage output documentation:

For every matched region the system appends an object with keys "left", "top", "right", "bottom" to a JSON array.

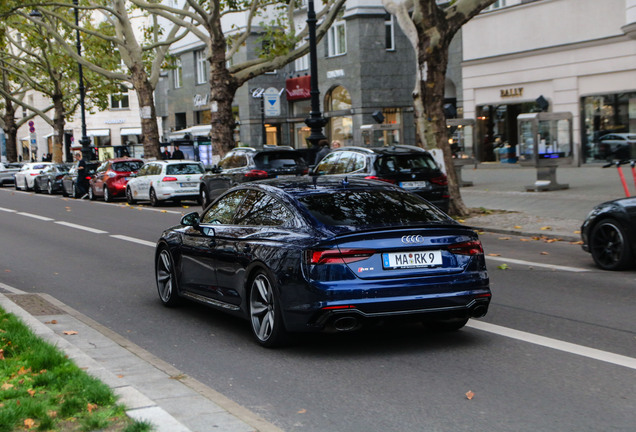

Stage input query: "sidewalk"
[{"left": 0, "top": 163, "right": 624, "bottom": 432}]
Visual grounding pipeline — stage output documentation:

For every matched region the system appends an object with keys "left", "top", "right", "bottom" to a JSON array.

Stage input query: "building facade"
[
  {"left": 462, "top": 0, "right": 636, "bottom": 164},
  {"left": 155, "top": 0, "right": 464, "bottom": 163}
]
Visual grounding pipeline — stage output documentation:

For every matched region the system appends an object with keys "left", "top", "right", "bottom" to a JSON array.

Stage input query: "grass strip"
[{"left": 0, "top": 306, "right": 152, "bottom": 431}]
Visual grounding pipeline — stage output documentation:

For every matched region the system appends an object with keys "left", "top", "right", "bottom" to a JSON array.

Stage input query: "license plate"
[
  {"left": 382, "top": 250, "right": 442, "bottom": 269},
  {"left": 400, "top": 181, "right": 430, "bottom": 189},
  {"left": 180, "top": 182, "right": 196, "bottom": 187}
]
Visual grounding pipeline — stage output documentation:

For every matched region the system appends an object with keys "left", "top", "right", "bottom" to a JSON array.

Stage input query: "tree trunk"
[
  {"left": 53, "top": 93, "right": 65, "bottom": 163},
  {"left": 3, "top": 99, "right": 18, "bottom": 163},
  {"left": 130, "top": 64, "right": 160, "bottom": 159}
]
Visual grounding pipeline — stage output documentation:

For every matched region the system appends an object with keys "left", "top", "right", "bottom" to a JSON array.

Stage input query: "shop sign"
[
  {"left": 286, "top": 75, "right": 311, "bottom": 101},
  {"left": 193, "top": 94, "right": 209, "bottom": 107},
  {"left": 500, "top": 87, "right": 524, "bottom": 98}
]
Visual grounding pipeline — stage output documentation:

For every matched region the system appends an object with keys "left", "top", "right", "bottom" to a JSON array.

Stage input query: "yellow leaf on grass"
[
  {"left": 87, "top": 403, "right": 98, "bottom": 413},
  {"left": 24, "top": 418, "right": 35, "bottom": 429},
  {"left": 0, "top": 349, "right": 4, "bottom": 360},
  {"left": 27, "top": 389, "right": 36, "bottom": 397},
  {"left": 465, "top": 390, "right": 475, "bottom": 400},
  {"left": 1, "top": 383, "right": 13, "bottom": 390}
]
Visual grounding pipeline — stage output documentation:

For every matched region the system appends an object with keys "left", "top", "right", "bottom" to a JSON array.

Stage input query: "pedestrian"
[
  {"left": 331, "top": 140, "right": 342, "bottom": 149},
  {"left": 74, "top": 152, "right": 89, "bottom": 199},
  {"left": 161, "top": 148, "right": 170, "bottom": 160},
  {"left": 171, "top": 145, "right": 185, "bottom": 159},
  {"left": 314, "top": 139, "right": 331, "bottom": 165}
]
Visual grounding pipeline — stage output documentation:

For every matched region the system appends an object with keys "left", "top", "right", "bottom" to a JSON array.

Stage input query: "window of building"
[
  {"left": 195, "top": 50, "right": 206, "bottom": 84},
  {"left": 110, "top": 86, "right": 129, "bottom": 109},
  {"left": 295, "top": 53, "right": 309, "bottom": 72},
  {"left": 326, "top": 85, "right": 353, "bottom": 145},
  {"left": 174, "top": 58, "right": 183, "bottom": 89},
  {"left": 385, "top": 14, "right": 395, "bottom": 51},
  {"left": 485, "top": 0, "right": 507, "bottom": 11},
  {"left": 327, "top": 20, "right": 346, "bottom": 57}
]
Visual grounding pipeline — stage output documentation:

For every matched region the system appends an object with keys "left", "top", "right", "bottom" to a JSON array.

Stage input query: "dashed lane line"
[
  {"left": 54, "top": 221, "right": 109, "bottom": 234},
  {"left": 110, "top": 234, "right": 156, "bottom": 248},
  {"left": 486, "top": 256, "right": 589, "bottom": 273},
  {"left": 17, "top": 212, "right": 54, "bottom": 221}
]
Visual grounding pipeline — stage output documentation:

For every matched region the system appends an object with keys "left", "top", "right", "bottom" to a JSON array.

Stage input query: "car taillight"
[
  {"left": 430, "top": 174, "right": 448, "bottom": 186},
  {"left": 244, "top": 169, "right": 268, "bottom": 179},
  {"left": 162, "top": 176, "right": 178, "bottom": 182},
  {"left": 448, "top": 240, "right": 483, "bottom": 255},
  {"left": 30, "top": 173, "right": 39, "bottom": 176},
  {"left": 364, "top": 176, "right": 396, "bottom": 184},
  {"left": 308, "top": 249, "right": 375, "bottom": 265}
]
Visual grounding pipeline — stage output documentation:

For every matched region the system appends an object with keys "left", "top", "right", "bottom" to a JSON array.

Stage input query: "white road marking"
[
  {"left": 54, "top": 221, "right": 109, "bottom": 234},
  {"left": 0, "top": 207, "right": 17, "bottom": 213},
  {"left": 486, "top": 256, "right": 590, "bottom": 273},
  {"left": 17, "top": 212, "right": 54, "bottom": 221},
  {"left": 468, "top": 320, "right": 636, "bottom": 370},
  {"left": 110, "top": 234, "right": 155, "bottom": 248}
]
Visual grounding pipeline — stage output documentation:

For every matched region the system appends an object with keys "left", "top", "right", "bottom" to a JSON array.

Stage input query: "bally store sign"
[
  {"left": 500, "top": 87, "right": 524, "bottom": 98},
  {"left": 285, "top": 75, "right": 311, "bottom": 101}
]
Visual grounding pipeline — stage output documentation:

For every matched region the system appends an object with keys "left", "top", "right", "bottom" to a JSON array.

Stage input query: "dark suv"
[
  {"left": 199, "top": 146, "right": 309, "bottom": 207},
  {"left": 312, "top": 145, "right": 450, "bottom": 213}
]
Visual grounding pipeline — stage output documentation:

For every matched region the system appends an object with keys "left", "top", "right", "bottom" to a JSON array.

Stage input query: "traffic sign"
[{"left": 263, "top": 87, "right": 281, "bottom": 117}]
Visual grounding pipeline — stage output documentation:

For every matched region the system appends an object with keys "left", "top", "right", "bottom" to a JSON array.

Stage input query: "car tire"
[
  {"left": 155, "top": 247, "right": 181, "bottom": 307},
  {"left": 424, "top": 317, "right": 469, "bottom": 332},
  {"left": 14, "top": 180, "right": 20, "bottom": 190},
  {"left": 199, "top": 186, "right": 209, "bottom": 208},
  {"left": 88, "top": 186, "right": 95, "bottom": 200},
  {"left": 126, "top": 187, "right": 136, "bottom": 205},
  {"left": 103, "top": 186, "right": 111, "bottom": 202},
  {"left": 61, "top": 184, "right": 68, "bottom": 197},
  {"left": 72, "top": 183, "right": 79, "bottom": 199},
  {"left": 47, "top": 180, "right": 53, "bottom": 195},
  {"left": 33, "top": 180, "right": 41, "bottom": 193},
  {"left": 149, "top": 188, "right": 159, "bottom": 207},
  {"left": 24, "top": 179, "right": 30, "bottom": 191},
  {"left": 249, "top": 270, "right": 288, "bottom": 348},
  {"left": 590, "top": 219, "right": 633, "bottom": 270}
]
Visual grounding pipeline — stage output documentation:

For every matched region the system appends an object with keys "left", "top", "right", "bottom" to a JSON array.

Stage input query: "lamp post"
[
  {"left": 304, "top": 0, "right": 327, "bottom": 156},
  {"left": 72, "top": 0, "right": 92, "bottom": 161}
]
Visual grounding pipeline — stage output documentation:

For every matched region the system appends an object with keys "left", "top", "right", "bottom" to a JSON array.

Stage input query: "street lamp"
[
  {"left": 304, "top": 0, "right": 327, "bottom": 155},
  {"left": 72, "top": 0, "right": 92, "bottom": 161}
]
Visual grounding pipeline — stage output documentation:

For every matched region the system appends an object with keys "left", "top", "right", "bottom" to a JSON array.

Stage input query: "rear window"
[
  {"left": 112, "top": 161, "right": 143, "bottom": 172},
  {"left": 375, "top": 153, "right": 438, "bottom": 174},
  {"left": 166, "top": 163, "right": 204, "bottom": 175},
  {"left": 254, "top": 152, "right": 306, "bottom": 170},
  {"left": 297, "top": 189, "right": 449, "bottom": 227}
]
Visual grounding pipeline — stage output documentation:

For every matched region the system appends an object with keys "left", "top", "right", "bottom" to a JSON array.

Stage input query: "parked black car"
[
  {"left": 581, "top": 196, "right": 636, "bottom": 270},
  {"left": 312, "top": 145, "right": 450, "bottom": 213},
  {"left": 33, "top": 163, "right": 71, "bottom": 194},
  {"left": 155, "top": 177, "right": 490, "bottom": 347},
  {"left": 199, "top": 146, "right": 309, "bottom": 208},
  {"left": 61, "top": 162, "right": 100, "bottom": 198}
]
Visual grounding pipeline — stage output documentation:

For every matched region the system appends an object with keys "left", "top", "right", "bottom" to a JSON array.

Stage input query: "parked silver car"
[{"left": 0, "top": 162, "right": 22, "bottom": 187}]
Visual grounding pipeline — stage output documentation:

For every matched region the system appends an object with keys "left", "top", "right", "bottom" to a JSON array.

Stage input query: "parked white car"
[
  {"left": 14, "top": 162, "right": 53, "bottom": 191},
  {"left": 125, "top": 160, "right": 205, "bottom": 206}
]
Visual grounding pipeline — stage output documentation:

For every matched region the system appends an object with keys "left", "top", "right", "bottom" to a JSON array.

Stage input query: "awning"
[
  {"left": 87, "top": 129, "right": 110, "bottom": 137},
  {"left": 170, "top": 125, "right": 211, "bottom": 140},
  {"left": 120, "top": 127, "right": 142, "bottom": 136}
]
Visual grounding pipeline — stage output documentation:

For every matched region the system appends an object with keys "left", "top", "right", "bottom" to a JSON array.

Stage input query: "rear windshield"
[
  {"left": 166, "top": 163, "right": 204, "bottom": 175},
  {"left": 112, "top": 161, "right": 143, "bottom": 172},
  {"left": 297, "top": 189, "right": 449, "bottom": 227},
  {"left": 375, "top": 153, "right": 438, "bottom": 175},
  {"left": 254, "top": 152, "right": 306, "bottom": 170}
]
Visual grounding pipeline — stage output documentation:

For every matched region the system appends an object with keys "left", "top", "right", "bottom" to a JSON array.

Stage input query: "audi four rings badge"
[{"left": 401, "top": 235, "right": 424, "bottom": 243}]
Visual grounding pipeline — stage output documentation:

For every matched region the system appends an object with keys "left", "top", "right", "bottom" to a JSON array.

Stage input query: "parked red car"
[{"left": 88, "top": 157, "right": 144, "bottom": 202}]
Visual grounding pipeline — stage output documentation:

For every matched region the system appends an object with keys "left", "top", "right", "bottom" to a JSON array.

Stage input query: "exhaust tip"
[
  {"left": 333, "top": 316, "right": 360, "bottom": 332},
  {"left": 471, "top": 304, "right": 488, "bottom": 318}
]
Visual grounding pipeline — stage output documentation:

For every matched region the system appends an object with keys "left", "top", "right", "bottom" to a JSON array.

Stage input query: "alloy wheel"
[
  {"left": 590, "top": 220, "right": 632, "bottom": 270},
  {"left": 47, "top": 180, "right": 53, "bottom": 195},
  {"left": 156, "top": 248, "right": 179, "bottom": 306}
]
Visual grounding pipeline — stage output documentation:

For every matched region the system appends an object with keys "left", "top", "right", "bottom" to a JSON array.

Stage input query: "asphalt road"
[{"left": 1, "top": 188, "right": 634, "bottom": 432}]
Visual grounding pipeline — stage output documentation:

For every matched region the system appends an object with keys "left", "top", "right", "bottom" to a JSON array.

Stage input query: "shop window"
[
  {"left": 327, "top": 20, "right": 346, "bottom": 57},
  {"left": 326, "top": 86, "right": 353, "bottom": 145},
  {"left": 195, "top": 50, "right": 207, "bottom": 84}
]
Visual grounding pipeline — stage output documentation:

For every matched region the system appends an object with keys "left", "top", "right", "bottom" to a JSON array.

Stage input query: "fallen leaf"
[
  {"left": 570, "top": 240, "right": 584, "bottom": 245},
  {"left": 87, "top": 403, "right": 98, "bottom": 413},
  {"left": 545, "top": 239, "right": 557, "bottom": 243},
  {"left": 18, "top": 366, "right": 31, "bottom": 375},
  {"left": 520, "top": 238, "right": 531, "bottom": 242},
  {"left": 514, "top": 225, "right": 522, "bottom": 229},
  {"left": 0, "top": 349, "right": 3, "bottom": 360},
  {"left": 160, "top": 210, "right": 167, "bottom": 213},
  {"left": 540, "top": 226, "right": 552, "bottom": 230},
  {"left": 497, "top": 263, "right": 509, "bottom": 270},
  {"left": 297, "top": 409, "right": 307, "bottom": 414},
  {"left": 182, "top": 205, "right": 189, "bottom": 209},
  {"left": 465, "top": 390, "right": 475, "bottom": 400},
  {"left": 24, "top": 418, "right": 35, "bottom": 429},
  {"left": 45, "top": 320, "right": 58, "bottom": 325},
  {"left": 487, "top": 253, "right": 501, "bottom": 257},
  {"left": 117, "top": 374, "right": 125, "bottom": 378},
  {"left": 48, "top": 410, "right": 57, "bottom": 418},
  {"left": 4, "top": 269, "right": 10, "bottom": 273},
  {"left": 498, "top": 237, "right": 511, "bottom": 240},
  {"left": 27, "top": 389, "right": 36, "bottom": 397},
  {"left": 63, "top": 330, "right": 78, "bottom": 335},
  {"left": 540, "top": 251, "right": 549, "bottom": 255},
  {"left": 1, "top": 383, "right": 13, "bottom": 390}
]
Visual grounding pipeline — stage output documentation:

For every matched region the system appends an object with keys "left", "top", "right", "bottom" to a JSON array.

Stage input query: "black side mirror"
[{"left": 180, "top": 212, "right": 201, "bottom": 229}]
